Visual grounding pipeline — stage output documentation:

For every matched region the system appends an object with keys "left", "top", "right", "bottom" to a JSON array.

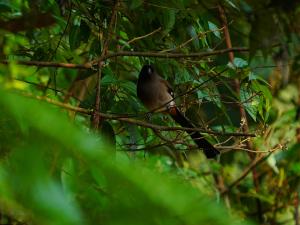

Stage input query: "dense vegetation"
[{"left": 1, "top": 0, "right": 300, "bottom": 224}]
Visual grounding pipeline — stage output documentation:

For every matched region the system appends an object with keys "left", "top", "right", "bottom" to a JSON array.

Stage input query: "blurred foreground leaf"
[{"left": 0, "top": 89, "right": 253, "bottom": 225}]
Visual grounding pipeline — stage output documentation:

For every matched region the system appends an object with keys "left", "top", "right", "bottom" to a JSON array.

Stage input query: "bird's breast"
[{"left": 137, "top": 78, "right": 175, "bottom": 112}]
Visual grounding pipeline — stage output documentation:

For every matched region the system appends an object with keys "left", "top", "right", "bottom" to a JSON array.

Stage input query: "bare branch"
[{"left": 125, "top": 27, "right": 162, "bottom": 47}]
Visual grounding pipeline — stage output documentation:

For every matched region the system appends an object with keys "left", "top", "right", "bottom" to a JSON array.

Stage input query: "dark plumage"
[{"left": 137, "top": 65, "right": 220, "bottom": 159}]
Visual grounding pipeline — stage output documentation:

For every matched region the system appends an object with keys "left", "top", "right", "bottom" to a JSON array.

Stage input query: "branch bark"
[
  {"left": 91, "top": 1, "right": 119, "bottom": 129},
  {"left": 97, "top": 47, "right": 249, "bottom": 62},
  {"left": 0, "top": 47, "right": 249, "bottom": 70},
  {"left": 218, "top": 4, "right": 263, "bottom": 222}
]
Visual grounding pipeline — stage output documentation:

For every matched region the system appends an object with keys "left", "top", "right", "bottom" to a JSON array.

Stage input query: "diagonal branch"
[
  {"left": 125, "top": 27, "right": 162, "bottom": 47},
  {"left": 160, "top": 26, "right": 225, "bottom": 53}
]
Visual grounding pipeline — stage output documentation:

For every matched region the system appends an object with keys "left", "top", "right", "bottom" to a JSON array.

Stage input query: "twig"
[
  {"left": 217, "top": 145, "right": 281, "bottom": 153},
  {"left": 92, "top": 61, "right": 103, "bottom": 128},
  {"left": 160, "top": 26, "right": 225, "bottom": 53},
  {"left": 125, "top": 27, "right": 161, "bottom": 47},
  {"left": 53, "top": 7, "right": 72, "bottom": 58},
  {"left": 43, "top": 5, "right": 73, "bottom": 95}
]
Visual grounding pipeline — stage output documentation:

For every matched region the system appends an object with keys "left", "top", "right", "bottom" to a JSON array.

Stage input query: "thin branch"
[
  {"left": 295, "top": 192, "right": 299, "bottom": 225},
  {"left": 218, "top": 3, "right": 262, "bottom": 221},
  {"left": 24, "top": 93, "right": 256, "bottom": 137},
  {"left": 92, "top": 0, "right": 119, "bottom": 129},
  {"left": 125, "top": 27, "right": 162, "bottom": 46},
  {"left": 52, "top": 7, "right": 72, "bottom": 58},
  {"left": 160, "top": 26, "right": 225, "bottom": 53},
  {"left": 218, "top": 144, "right": 283, "bottom": 153},
  {"left": 92, "top": 62, "right": 103, "bottom": 128},
  {"left": 216, "top": 4, "right": 247, "bottom": 211},
  {"left": 0, "top": 60, "right": 91, "bottom": 69}
]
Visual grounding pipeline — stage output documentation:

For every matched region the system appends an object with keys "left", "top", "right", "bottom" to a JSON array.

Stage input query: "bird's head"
[{"left": 139, "top": 65, "right": 155, "bottom": 79}]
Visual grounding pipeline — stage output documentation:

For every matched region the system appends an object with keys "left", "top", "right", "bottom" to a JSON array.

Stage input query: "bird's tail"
[{"left": 169, "top": 107, "right": 220, "bottom": 159}]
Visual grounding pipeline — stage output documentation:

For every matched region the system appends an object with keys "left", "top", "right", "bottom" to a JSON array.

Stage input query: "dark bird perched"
[{"left": 137, "top": 65, "right": 220, "bottom": 159}]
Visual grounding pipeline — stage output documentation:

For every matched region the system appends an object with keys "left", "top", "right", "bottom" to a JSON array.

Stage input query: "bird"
[{"left": 137, "top": 64, "right": 220, "bottom": 159}]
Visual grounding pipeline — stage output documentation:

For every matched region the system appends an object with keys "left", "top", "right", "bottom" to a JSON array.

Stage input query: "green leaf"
[
  {"left": 225, "top": 0, "right": 240, "bottom": 11},
  {"left": 69, "top": 25, "right": 81, "bottom": 50},
  {"left": 120, "top": 81, "right": 137, "bottom": 96},
  {"left": 195, "top": 78, "right": 222, "bottom": 108},
  {"left": 119, "top": 31, "right": 128, "bottom": 40},
  {"left": 208, "top": 21, "right": 221, "bottom": 39},
  {"left": 196, "top": 20, "right": 209, "bottom": 47},
  {"left": 0, "top": 2, "right": 12, "bottom": 12},
  {"left": 233, "top": 57, "right": 248, "bottom": 68},
  {"left": 161, "top": 10, "right": 176, "bottom": 33},
  {"left": 79, "top": 20, "right": 91, "bottom": 43},
  {"left": 290, "top": 163, "right": 300, "bottom": 175},
  {"left": 187, "top": 25, "right": 200, "bottom": 49},
  {"left": 0, "top": 89, "right": 253, "bottom": 225},
  {"left": 248, "top": 71, "right": 257, "bottom": 81},
  {"left": 252, "top": 80, "right": 272, "bottom": 121},
  {"left": 102, "top": 67, "right": 117, "bottom": 85},
  {"left": 240, "top": 83, "right": 258, "bottom": 121},
  {"left": 129, "top": 0, "right": 143, "bottom": 9},
  {"left": 174, "top": 67, "right": 191, "bottom": 84},
  {"left": 89, "top": 38, "right": 102, "bottom": 57}
]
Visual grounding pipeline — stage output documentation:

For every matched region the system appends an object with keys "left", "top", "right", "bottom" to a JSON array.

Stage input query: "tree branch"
[
  {"left": 0, "top": 47, "right": 249, "bottom": 70},
  {"left": 92, "top": 0, "right": 119, "bottom": 129},
  {"left": 295, "top": 192, "right": 299, "bottom": 225},
  {"left": 0, "top": 60, "right": 91, "bottom": 69},
  {"left": 218, "top": 4, "right": 262, "bottom": 221},
  {"left": 24, "top": 93, "right": 256, "bottom": 137},
  {"left": 98, "top": 47, "right": 249, "bottom": 62}
]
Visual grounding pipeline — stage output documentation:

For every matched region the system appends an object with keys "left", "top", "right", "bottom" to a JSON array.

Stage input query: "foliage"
[
  {"left": 0, "top": 0, "right": 300, "bottom": 224},
  {"left": 0, "top": 89, "right": 252, "bottom": 225}
]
